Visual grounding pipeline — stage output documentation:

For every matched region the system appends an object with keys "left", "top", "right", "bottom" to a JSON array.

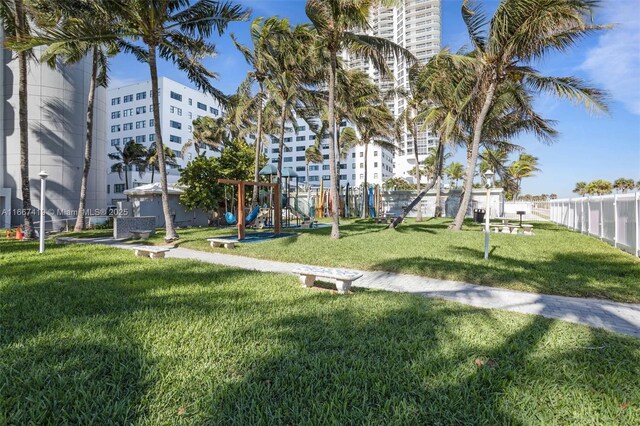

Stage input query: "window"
[
  {"left": 352, "top": 174, "right": 356, "bottom": 180},
  {"left": 296, "top": 126, "right": 306, "bottom": 131},
  {"left": 111, "top": 111, "right": 121, "bottom": 119},
  {"left": 272, "top": 148, "right": 279, "bottom": 153},
  {"left": 110, "top": 138, "right": 120, "bottom": 146},
  {"left": 374, "top": 150, "right": 378, "bottom": 157},
  {"left": 374, "top": 173, "right": 378, "bottom": 179},
  {"left": 188, "top": 125, "right": 192, "bottom": 132},
  {"left": 359, "top": 152, "right": 364, "bottom": 157},
  {"left": 296, "top": 156, "right": 305, "bottom": 161},
  {"left": 284, "top": 157, "right": 292, "bottom": 162},
  {"left": 359, "top": 174, "right": 363, "bottom": 179},
  {"left": 135, "top": 120, "right": 145, "bottom": 129},
  {"left": 114, "top": 184, "right": 125, "bottom": 193},
  {"left": 309, "top": 135, "right": 316, "bottom": 140},
  {"left": 296, "top": 166, "right": 305, "bottom": 172},
  {"left": 136, "top": 135, "right": 146, "bottom": 143},
  {"left": 111, "top": 125, "right": 121, "bottom": 132},
  {"left": 323, "top": 154, "right": 329, "bottom": 160},
  {"left": 271, "top": 158, "right": 278, "bottom": 163},
  {"left": 170, "top": 120, "right": 182, "bottom": 129},
  {"left": 284, "top": 137, "right": 292, "bottom": 143},
  {"left": 123, "top": 136, "right": 134, "bottom": 143},
  {"left": 296, "top": 146, "right": 305, "bottom": 151},
  {"left": 309, "top": 165, "right": 319, "bottom": 171},
  {"left": 111, "top": 97, "right": 121, "bottom": 105},
  {"left": 169, "top": 135, "right": 182, "bottom": 144},
  {"left": 340, "top": 174, "right": 347, "bottom": 180},
  {"left": 309, "top": 176, "right": 319, "bottom": 182},
  {"left": 209, "top": 107, "right": 219, "bottom": 115},
  {"left": 123, "top": 94, "right": 133, "bottom": 103},
  {"left": 172, "top": 150, "right": 182, "bottom": 159},
  {"left": 149, "top": 134, "right": 155, "bottom": 142},
  {"left": 340, "top": 164, "right": 346, "bottom": 169},
  {"left": 322, "top": 165, "right": 330, "bottom": 170},
  {"left": 298, "top": 176, "right": 306, "bottom": 183},
  {"left": 374, "top": 162, "right": 378, "bottom": 167},
  {"left": 322, "top": 175, "right": 329, "bottom": 180},
  {"left": 150, "top": 104, "right": 154, "bottom": 113},
  {"left": 169, "top": 106, "right": 183, "bottom": 116},
  {"left": 136, "top": 91, "right": 146, "bottom": 100},
  {"left": 188, "top": 98, "right": 193, "bottom": 105},
  {"left": 359, "top": 163, "right": 363, "bottom": 168},
  {"left": 136, "top": 106, "right": 146, "bottom": 114},
  {"left": 352, "top": 153, "right": 356, "bottom": 158},
  {"left": 352, "top": 164, "right": 355, "bottom": 169},
  {"left": 123, "top": 123, "right": 133, "bottom": 131},
  {"left": 188, "top": 112, "right": 193, "bottom": 119},
  {"left": 197, "top": 102, "right": 207, "bottom": 111},
  {"left": 296, "top": 136, "right": 305, "bottom": 141},
  {"left": 170, "top": 91, "right": 182, "bottom": 101},
  {"left": 107, "top": 184, "right": 110, "bottom": 194},
  {"left": 149, "top": 119, "right": 154, "bottom": 127},
  {"left": 123, "top": 108, "right": 133, "bottom": 117}
]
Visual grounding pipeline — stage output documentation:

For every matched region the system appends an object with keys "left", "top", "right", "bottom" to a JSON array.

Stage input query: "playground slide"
[{"left": 287, "top": 204, "right": 310, "bottom": 221}]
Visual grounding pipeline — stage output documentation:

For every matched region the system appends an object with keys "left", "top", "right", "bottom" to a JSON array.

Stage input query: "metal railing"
[{"left": 550, "top": 193, "right": 639, "bottom": 257}]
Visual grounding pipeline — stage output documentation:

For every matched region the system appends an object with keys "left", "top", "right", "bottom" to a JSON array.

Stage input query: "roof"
[{"left": 123, "top": 182, "right": 185, "bottom": 196}]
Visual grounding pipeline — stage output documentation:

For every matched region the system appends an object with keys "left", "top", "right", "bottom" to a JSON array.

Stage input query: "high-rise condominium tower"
[{"left": 345, "top": 0, "right": 441, "bottom": 181}]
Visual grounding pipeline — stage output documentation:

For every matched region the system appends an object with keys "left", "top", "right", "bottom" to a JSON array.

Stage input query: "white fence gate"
[{"left": 550, "top": 193, "right": 640, "bottom": 257}]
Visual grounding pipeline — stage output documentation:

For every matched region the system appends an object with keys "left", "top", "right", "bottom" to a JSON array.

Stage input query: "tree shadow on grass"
[{"left": 199, "top": 294, "right": 640, "bottom": 424}]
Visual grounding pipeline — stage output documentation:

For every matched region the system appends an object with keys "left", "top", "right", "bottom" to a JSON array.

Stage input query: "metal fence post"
[
  {"left": 636, "top": 191, "right": 639, "bottom": 257},
  {"left": 587, "top": 197, "right": 590, "bottom": 235},
  {"left": 613, "top": 193, "right": 618, "bottom": 248},
  {"left": 600, "top": 197, "right": 604, "bottom": 240}
]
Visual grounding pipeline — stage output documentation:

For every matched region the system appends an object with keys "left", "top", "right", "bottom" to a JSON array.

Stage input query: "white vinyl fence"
[{"left": 550, "top": 193, "right": 640, "bottom": 257}]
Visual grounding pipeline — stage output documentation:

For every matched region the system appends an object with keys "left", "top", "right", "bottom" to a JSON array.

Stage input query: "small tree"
[
  {"left": 573, "top": 181, "right": 588, "bottom": 197},
  {"left": 586, "top": 179, "right": 613, "bottom": 196},
  {"left": 444, "top": 162, "right": 464, "bottom": 189},
  {"left": 613, "top": 178, "right": 635, "bottom": 193},
  {"left": 108, "top": 140, "right": 147, "bottom": 190},
  {"left": 146, "top": 144, "right": 178, "bottom": 183},
  {"left": 178, "top": 156, "right": 223, "bottom": 213}
]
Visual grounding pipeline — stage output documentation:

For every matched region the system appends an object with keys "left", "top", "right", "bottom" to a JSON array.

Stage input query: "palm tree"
[
  {"left": 306, "top": 0, "right": 412, "bottom": 239},
  {"left": 340, "top": 104, "right": 395, "bottom": 218},
  {"left": 450, "top": 0, "right": 609, "bottom": 231},
  {"left": 147, "top": 143, "right": 178, "bottom": 183},
  {"left": 445, "top": 162, "right": 465, "bottom": 189},
  {"left": 423, "top": 148, "right": 452, "bottom": 217},
  {"left": 613, "top": 178, "right": 635, "bottom": 193},
  {"left": 26, "top": 0, "right": 119, "bottom": 231},
  {"left": 232, "top": 17, "right": 294, "bottom": 202},
  {"left": 108, "top": 140, "right": 147, "bottom": 191},
  {"left": 573, "top": 182, "right": 587, "bottom": 197},
  {"left": 508, "top": 153, "right": 540, "bottom": 200},
  {"left": 1, "top": 0, "right": 34, "bottom": 237},
  {"left": 66, "top": 0, "right": 249, "bottom": 241},
  {"left": 586, "top": 179, "right": 613, "bottom": 196},
  {"left": 182, "top": 116, "right": 227, "bottom": 158},
  {"left": 304, "top": 145, "right": 322, "bottom": 188}
]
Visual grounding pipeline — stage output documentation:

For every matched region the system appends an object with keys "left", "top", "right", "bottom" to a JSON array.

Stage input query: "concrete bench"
[
  {"left": 133, "top": 245, "right": 170, "bottom": 259},
  {"left": 522, "top": 224, "right": 534, "bottom": 235},
  {"left": 292, "top": 266, "right": 363, "bottom": 294},
  {"left": 207, "top": 238, "right": 239, "bottom": 249},
  {"left": 130, "top": 229, "right": 152, "bottom": 239}
]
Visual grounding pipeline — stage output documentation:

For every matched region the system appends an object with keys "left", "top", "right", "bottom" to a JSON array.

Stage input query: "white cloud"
[{"left": 580, "top": 1, "right": 640, "bottom": 115}]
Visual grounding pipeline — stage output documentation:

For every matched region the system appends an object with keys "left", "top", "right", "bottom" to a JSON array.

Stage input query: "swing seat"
[{"left": 225, "top": 212, "right": 237, "bottom": 225}]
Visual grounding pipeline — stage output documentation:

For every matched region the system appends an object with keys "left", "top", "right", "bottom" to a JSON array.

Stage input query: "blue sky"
[{"left": 109, "top": 0, "right": 640, "bottom": 198}]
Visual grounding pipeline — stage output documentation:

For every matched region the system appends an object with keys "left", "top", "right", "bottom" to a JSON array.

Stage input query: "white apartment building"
[
  {"left": 346, "top": 0, "right": 442, "bottom": 181},
  {"left": 106, "top": 77, "right": 224, "bottom": 204}
]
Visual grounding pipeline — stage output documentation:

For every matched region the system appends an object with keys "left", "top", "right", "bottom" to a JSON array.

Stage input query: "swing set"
[{"left": 218, "top": 178, "right": 281, "bottom": 240}]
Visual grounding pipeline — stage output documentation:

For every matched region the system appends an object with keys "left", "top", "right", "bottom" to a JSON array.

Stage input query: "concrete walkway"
[{"left": 74, "top": 238, "right": 640, "bottom": 338}]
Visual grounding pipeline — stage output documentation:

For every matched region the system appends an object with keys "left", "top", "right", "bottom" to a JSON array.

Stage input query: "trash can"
[{"left": 473, "top": 208, "right": 485, "bottom": 223}]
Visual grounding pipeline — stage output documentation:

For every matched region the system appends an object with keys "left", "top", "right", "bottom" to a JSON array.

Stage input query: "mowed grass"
[
  {"left": 1, "top": 240, "right": 639, "bottom": 424},
  {"left": 143, "top": 218, "right": 640, "bottom": 303}
]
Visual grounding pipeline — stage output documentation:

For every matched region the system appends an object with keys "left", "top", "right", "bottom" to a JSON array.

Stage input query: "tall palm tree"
[
  {"left": 340, "top": 104, "right": 394, "bottom": 218},
  {"left": 445, "top": 162, "right": 465, "bottom": 189},
  {"left": 232, "top": 17, "right": 293, "bottom": 202},
  {"left": 1, "top": 0, "right": 34, "bottom": 237},
  {"left": 423, "top": 148, "right": 452, "bottom": 217},
  {"left": 108, "top": 140, "right": 147, "bottom": 190},
  {"left": 450, "top": 0, "right": 609, "bottom": 230},
  {"left": 182, "top": 116, "right": 227, "bottom": 157},
  {"left": 613, "top": 178, "right": 635, "bottom": 193},
  {"left": 26, "top": 0, "right": 119, "bottom": 231},
  {"left": 70, "top": 0, "right": 248, "bottom": 241},
  {"left": 147, "top": 143, "right": 178, "bottom": 183},
  {"left": 306, "top": 0, "right": 412, "bottom": 239},
  {"left": 573, "top": 181, "right": 587, "bottom": 197}
]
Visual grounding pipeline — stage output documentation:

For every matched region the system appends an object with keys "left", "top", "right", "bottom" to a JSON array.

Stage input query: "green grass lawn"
[
  {"left": 140, "top": 218, "right": 640, "bottom": 303},
  {"left": 1, "top": 240, "right": 639, "bottom": 424}
]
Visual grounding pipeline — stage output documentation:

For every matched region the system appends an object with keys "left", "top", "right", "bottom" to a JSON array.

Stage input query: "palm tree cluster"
[{"left": 574, "top": 178, "right": 638, "bottom": 197}]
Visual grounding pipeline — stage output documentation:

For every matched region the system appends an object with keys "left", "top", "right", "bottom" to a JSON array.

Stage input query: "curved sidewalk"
[{"left": 161, "top": 247, "right": 640, "bottom": 338}]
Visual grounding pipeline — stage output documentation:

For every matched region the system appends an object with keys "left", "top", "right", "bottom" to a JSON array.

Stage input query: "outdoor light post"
[
  {"left": 38, "top": 171, "right": 48, "bottom": 254},
  {"left": 483, "top": 169, "right": 494, "bottom": 260}
]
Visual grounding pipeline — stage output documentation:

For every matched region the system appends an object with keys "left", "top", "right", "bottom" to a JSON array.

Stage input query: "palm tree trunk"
[
  {"left": 15, "top": 0, "right": 34, "bottom": 238},
  {"left": 412, "top": 120, "right": 422, "bottom": 222},
  {"left": 74, "top": 46, "right": 98, "bottom": 232},
  {"left": 151, "top": 167, "right": 155, "bottom": 183},
  {"left": 335, "top": 116, "right": 342, "bottom": 217},
  {"left": 276, "top": 103, "right": 287, "bottom": 183},
  {"left": 389, "top": 139, "right": 444, "bottom": 229},
  {"left": 451, "top": 81, "right": 497, "bottom": 231},
  {"left": 434, "top": 139, "right": 444, "bottom": 217},
  {"left": 362, "top": 142, "right": 368, "bottom": 219},
  {"left": 149, "top": 45, "right": 178, "bottom": 241},
  {"left": 252, "top": 84, "right": 264, "bottom": 206},
  {"left": 328, "top": 53, "right": 340, "bottom": 239},
  {"left": 305, "top": 161, "right": 309, "bottom": 188}
]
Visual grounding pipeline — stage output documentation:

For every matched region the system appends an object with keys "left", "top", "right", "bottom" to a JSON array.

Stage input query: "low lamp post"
[
  {"left": 38, "top": 170, "right": 48, "bottom": 254},
  {"left": 483, "top": 169, "right": 494, "bottom": 260}
]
